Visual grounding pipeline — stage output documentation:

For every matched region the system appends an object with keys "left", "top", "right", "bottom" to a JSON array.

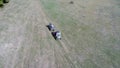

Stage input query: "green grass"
[
  {"left": 0, "top": 57, "right": 4, "bottom": 68},
  {"left": 0, "top": 0, "right": 4, "bottom": 7},
  {"left": 40, "top": 0, "right": 120, "bottom": 68}
]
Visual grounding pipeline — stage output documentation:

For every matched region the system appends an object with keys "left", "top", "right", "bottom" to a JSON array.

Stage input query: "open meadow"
[{"left": 0, "top": 0, "right": 120, "bottom": 68}]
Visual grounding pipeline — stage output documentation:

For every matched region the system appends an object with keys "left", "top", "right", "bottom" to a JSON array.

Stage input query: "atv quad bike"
[
  {"left": 47, "top": 23, "right": 55, "bottom": 31},
  {"left": 52, "top": 31, "right": 61, "bottom": 40}
]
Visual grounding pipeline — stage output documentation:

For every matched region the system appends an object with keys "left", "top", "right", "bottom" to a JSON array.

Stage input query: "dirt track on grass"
[{"left": 0, "top": 0, "right": 72, "bottom": 68}]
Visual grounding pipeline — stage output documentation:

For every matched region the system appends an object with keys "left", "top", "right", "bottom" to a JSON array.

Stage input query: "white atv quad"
[{"left": 52, "top": 31, "right": 61, "bottom": 40}]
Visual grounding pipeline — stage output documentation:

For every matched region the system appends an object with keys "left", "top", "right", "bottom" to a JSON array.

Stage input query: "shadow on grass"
[{"left": 0, "top": 4, "right": 4, "bottom": 8}]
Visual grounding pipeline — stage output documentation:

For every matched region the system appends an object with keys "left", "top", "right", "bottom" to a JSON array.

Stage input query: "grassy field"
[
  {"left": 0, "top": 0, "right": 3, "bottom": 6},
  {"left": 0, "top": 0, "right": 120, "bottom": 68},
  {"left": 40, "top": 0, "right": 120, "bottom": 68}
]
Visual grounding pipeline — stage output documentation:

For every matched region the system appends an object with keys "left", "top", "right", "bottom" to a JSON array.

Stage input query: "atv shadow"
[
  {"left": 46, "top": 25, "right": 50, "bottom": 31},
  {"left": 51, "top": 32, "right": 57, "bottom": 40}
]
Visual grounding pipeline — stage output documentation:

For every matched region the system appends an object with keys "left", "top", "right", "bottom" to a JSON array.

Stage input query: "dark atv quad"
[{"left": 47, "top": 23, "right": 55, "bottom": 31}]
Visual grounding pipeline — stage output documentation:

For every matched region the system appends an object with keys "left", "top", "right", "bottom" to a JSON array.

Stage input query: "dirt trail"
[{"left": 0, "top": 0, "right": 73, "bottom": 68}]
